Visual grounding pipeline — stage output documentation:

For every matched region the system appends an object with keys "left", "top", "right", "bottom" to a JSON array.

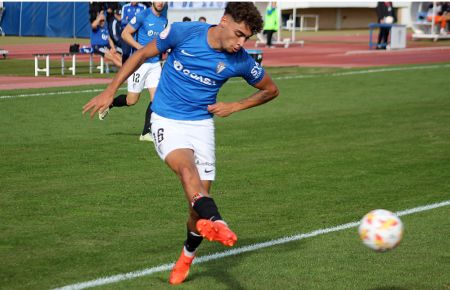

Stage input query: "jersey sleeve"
[
  {"left": 129, "top": 9, "right": 146, "bottom": 31},
  {"left": 240, "top": 53, "right": 265, "bottom": 86},
  {"left": 156, "top": 22, "right": 184, "bottom": 52},
  {"left": 121, "top": 5, "right": 130, "bottom": 26}
]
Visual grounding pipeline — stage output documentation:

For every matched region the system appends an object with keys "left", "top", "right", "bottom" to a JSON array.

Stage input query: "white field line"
[
  {"left": 2, "top": 63, "right": 450, "bottom": 100},
  {"left": 0, "top": 87, "right": 126, "bottom": 100},
  {"left": 53, "top": 199, "right": 450, "bottom": 290},
  {"left": 345, "top": 46, "right": 450, "bottom": 55}
]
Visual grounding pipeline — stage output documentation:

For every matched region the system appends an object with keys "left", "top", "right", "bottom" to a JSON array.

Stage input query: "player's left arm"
[
  {"left": 122, "top": 24, "right": 142, "bottom": 50},
  {"left": 207, "top": 73, "right": 279, "bottom": 118}
]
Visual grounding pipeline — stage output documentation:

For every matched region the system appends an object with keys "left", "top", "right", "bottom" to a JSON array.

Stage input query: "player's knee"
[
  {"left": 126, "top": 97, "right": 138, "bottom": 106},
  {"left": 126, "top": 93, "right": 140, "bottom": 106}
]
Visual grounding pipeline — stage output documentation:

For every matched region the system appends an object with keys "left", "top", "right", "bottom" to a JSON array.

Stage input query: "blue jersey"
[
  {"left": 154, "top": 22, "right": 265, "bottom": 121},
  {"left": 90, "top": 25, "right": 109, "bottom": 46},
  {"left": 121, "top": 3, "right": 146, "bottom": 29},
  {"left": 130, "top": 9, "right": 167, "bottom": 63}
]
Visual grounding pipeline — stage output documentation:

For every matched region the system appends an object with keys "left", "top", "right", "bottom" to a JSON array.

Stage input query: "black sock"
[
  {"left": 184, "top": 228, "right": 203, "bottom": 253},
  {"left": 142, "top": 102, "right": 152, "bottom": 135},
  {"left": 192, "top": 196, "right": 222, "bottom": 221},
  {"left": 111, "top": 94, "right": 128, "bottom": 108}
]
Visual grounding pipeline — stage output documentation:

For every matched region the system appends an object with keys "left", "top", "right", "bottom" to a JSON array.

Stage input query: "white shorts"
[
  {"left": 127, "top": 62, "right": 161, "bottom": 93},
  {"left": 151, "top": 113, "right": 216, "bottom": 181}
]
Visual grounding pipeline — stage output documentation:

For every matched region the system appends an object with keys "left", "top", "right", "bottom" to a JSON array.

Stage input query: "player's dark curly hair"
[{"left": 224, "top": 2, "right": 263, "bottom": 35}]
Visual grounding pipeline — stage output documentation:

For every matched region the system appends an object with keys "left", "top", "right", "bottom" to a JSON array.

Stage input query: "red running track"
[{"left": 1, "top": 37, "right": 450, "bottom": 90}]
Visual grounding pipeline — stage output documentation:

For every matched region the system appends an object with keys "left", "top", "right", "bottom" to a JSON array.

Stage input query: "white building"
[{"left": 166, "top": 2, "right": 411, "bottom": 29}]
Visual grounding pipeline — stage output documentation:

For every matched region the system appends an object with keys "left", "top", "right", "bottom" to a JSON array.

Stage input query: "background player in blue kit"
[
  {"left": 83, "top": 2, "right": 279, "bottom": 284},
  {"left": 99, "top": 2, "right": 167, "bottom": 143},
  {"left": 120, "top": 2, "right": 146, "bottom": 64}
]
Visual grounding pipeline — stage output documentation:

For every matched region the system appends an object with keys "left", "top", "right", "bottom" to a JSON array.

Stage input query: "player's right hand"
[
  {"left": 97, "top": 11, "right": 105, "bottom": 21},
  {"left": 82, "top": 90, "right": 114, "bottom": 118}
]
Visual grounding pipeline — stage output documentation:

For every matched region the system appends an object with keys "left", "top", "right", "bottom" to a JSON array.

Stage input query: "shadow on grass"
[
  {"left": 370, "top": 287, "right": 408, "bottom": 290},
  {"left": 107, "top": 132, "right": 141, "bottom": 137},
  {"left": 190, "top": 251, "right": 248, "bottom": 290},
  {"left": 153, "top": 236, "right": 264, "bottom": 288}
]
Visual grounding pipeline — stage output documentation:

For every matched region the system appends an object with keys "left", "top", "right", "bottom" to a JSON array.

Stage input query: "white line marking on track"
[
  {"left": 2, "top": 64, "right": 450, "bottom": 100},
  {"left": 53, "top": 199, "right": 450, "bottom": 290}
]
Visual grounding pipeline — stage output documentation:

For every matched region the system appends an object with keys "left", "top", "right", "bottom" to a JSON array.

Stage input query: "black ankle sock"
[
  {"left": 192, "top": 196, "right": 222, "bottom": 221},
  {"left": 184, "top": 229, "right": 203, "bottom": 253},
  {"left": 142, "top": 102, "right": 152, "bottom": 135},
  {"left": 111, "top": 94, "right": 128, "bottom": 108}
]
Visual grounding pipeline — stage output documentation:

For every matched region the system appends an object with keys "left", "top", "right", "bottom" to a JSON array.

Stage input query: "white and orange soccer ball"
[{"left": 358, "top": 209, "right": 403, "bottom": 251}]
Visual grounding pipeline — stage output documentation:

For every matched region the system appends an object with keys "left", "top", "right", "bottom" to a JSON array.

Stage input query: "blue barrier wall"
[{"left": 1, "top": 2, "right": 90, "bottom": 38}]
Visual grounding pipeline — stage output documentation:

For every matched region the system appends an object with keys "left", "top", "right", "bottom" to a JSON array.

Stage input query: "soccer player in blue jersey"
[
  {"left": 83, "top": 2, "right": 279, "bottom": 284},
  {"left": 120, "top": 2, "right": 147, "bottom": 64},
  {"left": 99, "top": 2, "right": 167, "bottom": 143}
]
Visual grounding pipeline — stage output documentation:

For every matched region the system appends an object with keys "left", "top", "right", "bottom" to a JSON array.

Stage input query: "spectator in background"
[
  {"left": 182, "top": 16, "right": 191, "bottom": 22},
  {"left": 89, "top": 2, "right": 104, "bottom": 23},
  {"left": 445, "top": 2, "right": 450, "bottom": 31},
  {"left": 120, "top": 2, "right": 146, "bottom": 64},
  {"left": 263, "top": 2, "right": 278, "bottom": 48},
  {"left": 426, "top": 2, "right": 450, "bottom": 35},
  {"left": 91, "top": 10, "right": 122, "bottom": 68},
  {"left": 198, "top": 16, "right": 207, "bottom": 22},
  {"left": 376, "top": 2, "right": 397, "bottom": 49}
]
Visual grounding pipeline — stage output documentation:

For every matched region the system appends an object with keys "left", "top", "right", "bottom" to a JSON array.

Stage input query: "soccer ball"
[{"left": 358, "top": 209, "right": 403, "bottom": 251}]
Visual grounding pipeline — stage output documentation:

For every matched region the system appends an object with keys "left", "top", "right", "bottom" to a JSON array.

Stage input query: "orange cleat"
[
  {"left": 169, "top": 249, "right": 195, "bottom": 285},
  {"left": 196, "top": 219, "right": 237, "bottom": 247}
]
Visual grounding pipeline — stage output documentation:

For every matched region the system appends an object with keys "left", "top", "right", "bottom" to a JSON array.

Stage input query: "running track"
[{"left": 1, "top": 35, "right": 450, "bottom": 90}]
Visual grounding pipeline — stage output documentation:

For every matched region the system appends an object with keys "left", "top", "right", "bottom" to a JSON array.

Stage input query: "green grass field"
[{"left": 1, "top": 64, "right": 449, "bottom": 290}]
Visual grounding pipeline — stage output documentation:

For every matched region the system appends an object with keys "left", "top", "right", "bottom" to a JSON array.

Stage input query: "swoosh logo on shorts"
[{"left": 204, "top": 169, "right": 214, "bottom": 173}]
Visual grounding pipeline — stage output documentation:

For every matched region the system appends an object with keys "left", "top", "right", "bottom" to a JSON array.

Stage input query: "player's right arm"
[
  {"left": 91, "top": 11, "right": 104, "bottom": 30},
  {"left": 122, "top": 10, "right": 147, "bottom": 50},
  {"left": 82, "top": 39, "right": 160, "bottom": 118},
  {"left": 121, "top": 25, "right": 143, "bottom": 50}
]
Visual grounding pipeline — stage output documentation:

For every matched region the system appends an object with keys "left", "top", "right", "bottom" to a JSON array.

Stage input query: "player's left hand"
[
  {"left": 207, "top": 102, "right": 237, "bottom": 117},
  {"left": 82, "top": 90, "right": 114, "bottom": 118}
]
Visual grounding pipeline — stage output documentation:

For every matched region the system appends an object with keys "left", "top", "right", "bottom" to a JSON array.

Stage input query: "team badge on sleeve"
[
  {"left": 159, "top": 24, "right": 171, "bottom": 39},
  {"left": 250, "top": 62, "right": 263, "bottom": 79},
  {"left": 130, "top": 16, "right": 136, "bottom": 25}
]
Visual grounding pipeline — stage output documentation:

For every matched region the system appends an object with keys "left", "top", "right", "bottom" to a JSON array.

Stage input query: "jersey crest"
[{"left": 216, "top": 62, "right": 226, "bottom": 74}]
